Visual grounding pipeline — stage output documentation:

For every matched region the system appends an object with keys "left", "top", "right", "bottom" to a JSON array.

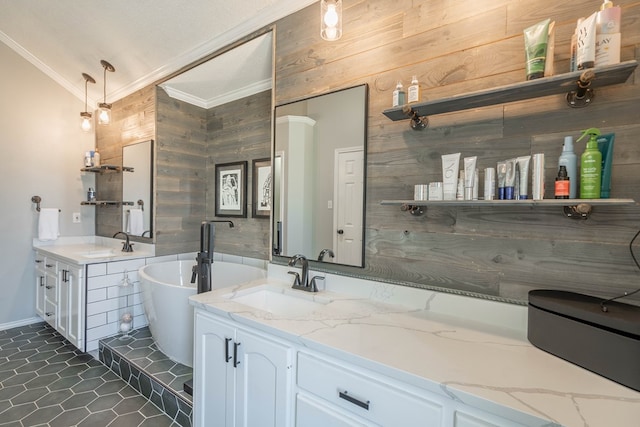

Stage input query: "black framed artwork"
[
  {"left": 215, "top": 161, "right": 247, "bottom": 217},
  {"left": 252, "top": 158, "right": 271, "bottom": 218}
]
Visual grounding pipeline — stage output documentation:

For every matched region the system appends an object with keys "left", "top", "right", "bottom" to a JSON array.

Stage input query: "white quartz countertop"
[
  {"left": 189, "top": 267, "right": 640, "bottom": 427},
  {"left": 33, "top": 236, "right": 154, "bottom": 265}
]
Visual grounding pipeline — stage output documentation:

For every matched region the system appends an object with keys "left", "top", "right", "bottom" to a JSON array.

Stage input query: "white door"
[
  {"left": 235, "top": 329, "right": 293, "bottom": 427},
  {"left": 334, "top": 147, "right": 364, "bottom": 266}
]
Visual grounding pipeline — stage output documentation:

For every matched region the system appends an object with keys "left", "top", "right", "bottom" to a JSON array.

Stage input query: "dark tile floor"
[{"left": 0, "top": 322, "right": 178, "bottom": 427}]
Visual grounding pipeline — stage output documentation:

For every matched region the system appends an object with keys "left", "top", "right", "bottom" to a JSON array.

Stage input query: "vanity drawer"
[{"left": 297, "top": 352, "right": 443, "bottom": 427}]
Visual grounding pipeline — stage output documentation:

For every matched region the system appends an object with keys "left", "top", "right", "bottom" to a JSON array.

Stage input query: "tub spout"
[{"left": 195, "top": 220, "right": 234, "bottom": 293}]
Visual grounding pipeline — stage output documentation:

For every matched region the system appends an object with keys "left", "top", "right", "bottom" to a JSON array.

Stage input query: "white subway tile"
[
  {"left": 87, "top": 263, "right": 107, "bottom": 277},
  {"left": 106, "top": 259, "right": 146, "bottom": 275},
  {"left": 86, "top": 312, "right": 107, "bottom": 329},
  {"left": 87, "top": 288, "right": 107, "bottom": 304}
]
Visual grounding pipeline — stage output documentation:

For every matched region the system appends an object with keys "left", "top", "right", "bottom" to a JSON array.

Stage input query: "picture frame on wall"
[
  {"left": 215, "top": 161, "right": 247, "bottom": 217},
  {"left": 252, "top": 158, "right": 271, "bottom": 218}
]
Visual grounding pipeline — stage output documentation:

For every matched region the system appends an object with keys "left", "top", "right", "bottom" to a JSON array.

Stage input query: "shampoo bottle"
[
  {"left": 554, "top": 166, "right": 570, "bottom": 199},
  {"left": 558, "top": 136, "right": 578, "bottom": 199},
  {"left": 392, "top": 81, "right": 406, "bottom": 107},
  {"left": 578, "top": 128, "right": 602, "bottom": 199},
  {"left": 408, "top": 76, "right": 420, "bottom": 104}
]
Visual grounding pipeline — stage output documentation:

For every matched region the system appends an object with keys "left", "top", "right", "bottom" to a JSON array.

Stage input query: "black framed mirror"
[{"left": 272, "top": 84, "right": 368, "bottom": 267}]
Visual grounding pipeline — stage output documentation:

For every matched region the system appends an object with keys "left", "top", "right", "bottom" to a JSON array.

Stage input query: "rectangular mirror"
[
  {"left": 122, "top": 140, "right": 153, "bottom": 238},
  {"left": 273, "top": 84, "right": 368, "bottom": 267}
]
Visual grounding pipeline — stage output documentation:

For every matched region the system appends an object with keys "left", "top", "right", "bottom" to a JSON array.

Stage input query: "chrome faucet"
[
  {"left": 288, "top": 254, "right": 322, "bottom": 292},
  {"left": 192, "top": 220, "right": 234, "bottom": 294},
  {"left": 113, "top": 231, "right": 134, "bottom": 252},
  {"left": 317, "top": 248, "right": 335, "bottom": 261}
]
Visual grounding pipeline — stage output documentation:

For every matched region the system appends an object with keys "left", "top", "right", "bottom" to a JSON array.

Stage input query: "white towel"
[
  {"left": 127, "top": 208, "right": 144, "bottom": 236},
  {"left": 38, "top": 208, "right": 59, "bottom": 241}
]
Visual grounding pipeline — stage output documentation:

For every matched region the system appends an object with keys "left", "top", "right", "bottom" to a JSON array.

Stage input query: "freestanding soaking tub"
[{"left": 138, "top": 260, "right": 266, "bottom": 367}]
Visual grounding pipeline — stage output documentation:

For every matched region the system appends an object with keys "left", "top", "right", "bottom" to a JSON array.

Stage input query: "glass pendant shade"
[
  {"left": 321, "top": 0, "right": 342, "bottom": 41},
  {"left": 98, "top": 103, "right": 112, "bottom": 125},
  {"left": 80, "top": 112, "right": 92, "bottom": 132}
]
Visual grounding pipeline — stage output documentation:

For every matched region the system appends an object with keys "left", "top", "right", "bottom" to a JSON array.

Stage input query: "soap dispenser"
[
  {"left": 558, "top": 136, "right": 578, "bottom": 199},
  {"left": 578, "top": 128, "right": 602, "bottom": 199},
  {"left": 392, "top": 81, "right": 406, "bottom": 107}
]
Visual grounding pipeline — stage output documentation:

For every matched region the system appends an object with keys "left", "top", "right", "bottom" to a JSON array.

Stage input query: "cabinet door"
[
  {"left": 59, "top": 263, "right": 85, "bottom": 350},
  {"left": 234, "top": 328, "right": 293, "bottom": 427},
  {"left": 194, "top": 310, "right": 236, "bottom": 427},
  {"left": 35, "top": 255, "right": 46, "bottom": 317}
]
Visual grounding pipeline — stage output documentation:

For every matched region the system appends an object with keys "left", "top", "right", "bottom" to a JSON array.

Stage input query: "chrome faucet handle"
[
  {"left": 309, "top": 276, "right": 324, "bottom": 292},
  {"left": 287, "top": 271, "right": 301, "bottom": 287}
]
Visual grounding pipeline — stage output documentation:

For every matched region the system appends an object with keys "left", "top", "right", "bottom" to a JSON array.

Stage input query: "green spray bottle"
[{"left": 578, "top": 127, "right": 602, "bottom": 199}]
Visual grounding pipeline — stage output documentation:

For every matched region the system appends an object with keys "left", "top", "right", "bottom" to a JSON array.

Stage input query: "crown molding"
[{"left": 0, "top": 29, "right": 98, "bottom": 105}]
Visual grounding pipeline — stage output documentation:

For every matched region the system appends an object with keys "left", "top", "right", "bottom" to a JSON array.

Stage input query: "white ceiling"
[{"left": 0, "top": 0, "right": 315, "bottom": 107}]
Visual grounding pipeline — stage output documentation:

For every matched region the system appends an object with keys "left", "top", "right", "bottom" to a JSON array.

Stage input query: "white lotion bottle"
[
  {"left": 408, "top": 75, "right": 420, "bottom": 104},
  {"left": 558, "top": 136, "right": 578, "bottom": 199}
]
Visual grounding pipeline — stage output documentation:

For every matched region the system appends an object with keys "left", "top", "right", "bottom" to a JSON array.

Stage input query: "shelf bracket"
[
  {"left": 566, "top": 69, "right": 595, "bottom": 108},
  {"left": 400, "top": 203, "right": 425, "bottom": 216},
  {"left": 563, "top": 203, "right": 592, "bottom": 220},
  {"left": 402, "top": 105, "right": 428, "bottom": 131}
]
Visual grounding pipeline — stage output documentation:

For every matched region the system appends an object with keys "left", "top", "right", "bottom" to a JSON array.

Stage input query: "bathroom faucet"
[
  {"left": 113, "top": 231, "right": 134, "bottom": 252},
  {"left": 317, "top": 248, "right": 335, "bottom": 261},
  {"left": 192, "top": 220, "right": 234, "bottom": 294},
  {"left": 288, "top": 254, "right": 321, "bottom": 292}
]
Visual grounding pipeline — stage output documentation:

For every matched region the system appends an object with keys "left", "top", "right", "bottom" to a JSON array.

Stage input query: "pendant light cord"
[{"left": 600, "top": 228, "right": 640, "bottom": 312}]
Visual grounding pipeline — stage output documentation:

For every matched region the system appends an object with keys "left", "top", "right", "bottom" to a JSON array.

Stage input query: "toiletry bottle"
[
  {"left": 84, "top": 151, "right": 92, "bottom": 167},
  {"left": 558, "top": 136, "right": 578, "bottom": 199},
  {"left": 578, "top": 128, "right": 602, "bottom": 199},
  {"left": 392, "top": 81, "right": 406, "bottom": 107},
  {"left": 595, "top": 0, "right": 621, "bottom": 67},
  {"left": 554, "top": 166, "right": 570, "bottom": 199},
  {"left": 408, "top": 76, "right": 420, "bottom": 104},
  {"left": 93, "top": 149, "right": 101, "bottom": 167}
]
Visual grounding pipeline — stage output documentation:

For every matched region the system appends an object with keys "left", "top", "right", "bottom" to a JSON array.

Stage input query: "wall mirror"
[
  {"left": 122, "top": 139, "right": 153, "bottom": 238},
  {"left": 273, "top": 84, "right": 368, "bottom": 267}
]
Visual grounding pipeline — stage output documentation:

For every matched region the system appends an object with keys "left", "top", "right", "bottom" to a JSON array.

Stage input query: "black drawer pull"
[
  {"left": 35, "top": 259, "right": 43, "bottom": 263},
  {"left": 46, "top": 264, "right": 54, "bottom": 268},
  {"left": 45, "top": 285, "right": 54, "bottom": 290},
  {"left": 339, "top": 390, "right": 370, "bottom": 410}
]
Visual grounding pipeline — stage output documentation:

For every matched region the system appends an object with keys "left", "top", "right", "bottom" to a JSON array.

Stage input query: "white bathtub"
[{"left": 138, "top": 260, "right": 266, "bottom": 367}]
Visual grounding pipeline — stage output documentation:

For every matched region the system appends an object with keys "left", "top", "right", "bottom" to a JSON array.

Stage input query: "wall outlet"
[{"left": 72, "top": 212, "right": 81, "bottom": 223}]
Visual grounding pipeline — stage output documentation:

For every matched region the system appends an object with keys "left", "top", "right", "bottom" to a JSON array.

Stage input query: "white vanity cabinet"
[
  {"left": 34, "top": 251, "right": 85, "bottom": 350},
  {"left": 193, "top": 309, "right": 294, "bottom": 427}
]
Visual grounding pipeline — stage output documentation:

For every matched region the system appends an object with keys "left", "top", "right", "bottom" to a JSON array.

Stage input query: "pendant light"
[
  {"left": 80, "top": 73, "right": 96, "bottom": 132},
  {"left": 320, "top": 0, "right": 342, "bottom": 41},
  {"left": 98, "top": 60, "right": 115, "bottom": 125}
]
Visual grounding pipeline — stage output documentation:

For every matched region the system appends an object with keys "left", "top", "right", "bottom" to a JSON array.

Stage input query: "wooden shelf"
[
  {"left": 81, "top": 165, "right": 134, "bottom": 173},
  {"left": 381, "top": 199, "right": 636, "bottom": 207},
  {"left": 382, "top": 61, "right": 638, "bottom": 121}
]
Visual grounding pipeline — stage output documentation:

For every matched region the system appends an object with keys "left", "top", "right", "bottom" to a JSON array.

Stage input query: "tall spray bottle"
[
  {"left": 578, "top": 128, "right": 602, "bottom": 199},
  {"left": 558, "top": 136, "right": 578, "bottom": 199}
]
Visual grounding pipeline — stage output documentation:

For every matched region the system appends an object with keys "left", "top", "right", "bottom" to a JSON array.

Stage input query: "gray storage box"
[{"left": 528, "top": 289, "right": 640, "bottom": 392}]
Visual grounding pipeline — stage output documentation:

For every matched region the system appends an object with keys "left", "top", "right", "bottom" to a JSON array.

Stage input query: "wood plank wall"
[
  {"left": 274, "top": 0, "right": 640, "bottom": 303},
  {"left": 95, "top": 86, "right": 155, "bottom": 238},
  {"left": 205, "top": 90, "right": 272, "bottom": 259},
  {"left": 154, "top": 88, "right": 207, "bottom": 255}
]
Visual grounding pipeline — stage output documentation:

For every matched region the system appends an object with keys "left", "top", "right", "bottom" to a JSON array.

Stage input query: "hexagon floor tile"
[{"left": 0, "top": 323, "right": 178, "bottom": 427}]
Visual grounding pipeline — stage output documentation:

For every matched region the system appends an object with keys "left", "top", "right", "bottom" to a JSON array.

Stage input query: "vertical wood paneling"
[{"left": 274, "top": 0, "right": 640, "bottom": 303}]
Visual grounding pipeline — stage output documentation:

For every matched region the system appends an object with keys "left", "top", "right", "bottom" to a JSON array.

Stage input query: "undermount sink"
[
  {"left": 223, "top": 284, "right": 331, "bottom": 316},
  {"left": 78, "top": 249, "right": 116, "bottom": 258}
]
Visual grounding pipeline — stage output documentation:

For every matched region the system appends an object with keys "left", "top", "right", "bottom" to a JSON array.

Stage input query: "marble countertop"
[
  {"left": 33, "top": 236, "right": 154, "bottom": 265},
  {"left": 189, "top": 264, "right": 640, "bottom": 427}
]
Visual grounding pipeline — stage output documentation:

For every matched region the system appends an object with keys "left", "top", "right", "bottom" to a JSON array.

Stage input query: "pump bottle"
[
  {"left": 578, "top": 128, "right": 602, "bottom": 199},
  {"left": 392, "top": 81, "right": 406, "bottom": 107},
  {"left": 408, "top": 76, "right": 420, "bottom": 104},
  {"left": 558, "top": 136, "right": 578, "bottom": 199}
]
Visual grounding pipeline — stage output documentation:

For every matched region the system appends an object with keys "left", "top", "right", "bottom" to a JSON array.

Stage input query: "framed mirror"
[
  {"left": 272, "top": 84, "right": 368, "bottom": 267},
  {"left": 122, "top": 140, "right": 153, "bottom": 238}
]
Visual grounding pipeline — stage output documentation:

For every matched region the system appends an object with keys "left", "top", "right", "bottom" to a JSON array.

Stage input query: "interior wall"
[
  {"left": 274, "top": 0, "right": 640, "bottom": 304},
  {"left": 206, "top": 90, "right": 272, "bottom": 259},
  {"left": 0, "top": 43, "right": 95, "bottom": 326}
]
